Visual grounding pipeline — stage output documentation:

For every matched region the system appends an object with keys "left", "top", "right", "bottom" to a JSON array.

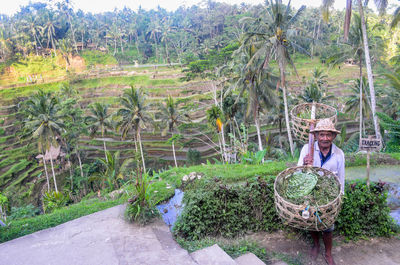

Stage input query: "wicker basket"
[
  {"left": 274, "top": 166, "right": 342, "bottom": 231},
  {"left": 290, "top": 103, "right": 337, "bottom": 143}
]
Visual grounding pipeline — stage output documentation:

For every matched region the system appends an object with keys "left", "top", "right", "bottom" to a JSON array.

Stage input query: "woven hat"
[{"left": 310, "top": 118, "right": 340, "bottom": 134}]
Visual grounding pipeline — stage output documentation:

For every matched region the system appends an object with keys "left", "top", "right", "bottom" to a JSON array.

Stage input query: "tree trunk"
[
  {"left": 359, "top": 56, "right": 363, "bottom": 148},
  {"left": 68, "top": 158, "right": 73, "bottom": 191},
  {"left": 278, "top": 46, "right": 294, "bottom": 156},
  {"left": 49, "top": 151, "right": 58, "bottom": 192},
  {"left": 51, "top": 37, "right": 57, "bottom": 56},
  {"left": 76, "top": 148, "right": 84, "bottom": 180},
  {"left": 172, "top": 141, "right": 178, "bottom": 167},
  {"left": 42, "top": 153, "right": 50, "bottom": 192},
  {"left": 102, "top": 129, "right": 108, "bottom": 162},
  {"left": 137, "top": 130, "right": 146, "bottom": 172},
  {"left": 358, "top": 0, "right": 380, "bottom": 138},
  {"left": 67, "top": 14, "right": 79, "bottom": 54},
  {"left": 255, "top": 116, "right": 263, "bottom": 152},
  {"left": 120, "top": 36, "right": 124, "bottom": 54}
]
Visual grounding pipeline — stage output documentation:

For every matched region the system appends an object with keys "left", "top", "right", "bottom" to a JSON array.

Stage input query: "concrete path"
[{"left": 0, "top": 205, "right": 197, "bottom": 265}]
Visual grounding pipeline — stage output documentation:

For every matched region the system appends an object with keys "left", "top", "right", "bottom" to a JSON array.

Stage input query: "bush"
[
  {"left": 173, "top": 177, "right": 281, "bottom": 240},
  {"left": 125, "top": 172, "right": 160, "bottom": 225},
  {"left": 173, "top": 178, "right": 398, "bottom": 240},
  {"left": 336, "top": 181, "right": 398, "bottom": 238},
  {"left": 8, "top": 204, "right": 40, "bottom": 220},
  {"left": 187, "top": 148, "right": 201, "bottom": 165},
  {"left": 43, "top": 191, "right": 69, "bottom": 213}
]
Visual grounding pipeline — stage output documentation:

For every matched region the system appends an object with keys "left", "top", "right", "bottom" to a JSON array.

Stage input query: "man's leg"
[
  {"left": 310, "top": 231, "right": 320, "bottom": 260},
  {"left": 322, "top": 231, "right": 336, "bottom": 265}
]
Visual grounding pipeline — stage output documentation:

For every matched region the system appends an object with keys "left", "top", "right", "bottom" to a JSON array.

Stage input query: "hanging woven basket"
[
  {"left": 274, "top": 166, "right": 342, "bottom": 231},
  {"left": 290, "top": 103, "right": 337, "bottom": 143}
]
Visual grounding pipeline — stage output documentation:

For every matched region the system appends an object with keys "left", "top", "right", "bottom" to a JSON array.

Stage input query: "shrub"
[
  {"left": 336, "top": 181, "right": 398, "bottom": 238},
  {"left": 187, "top": 148, "right": 201, "bottom": 165},
  {"left": 43, "top": 191, "right": 69, "bottom": 213},
  {"left": 8, "top": 204, "right": 40, "bottom": 220},
  {"left": 125, "top": 171, "right": 160, "bottom": 225},
  {"left": 173, "top": 177, "right": 281, "bottom": 240},
  {"left": 173, "top": 178, "right": 398, "bottom": 240}
]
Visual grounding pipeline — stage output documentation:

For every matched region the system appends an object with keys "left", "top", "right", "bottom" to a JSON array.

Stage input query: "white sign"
[{"left": 360, "top": 136, "right": 382, "bottom": 152}]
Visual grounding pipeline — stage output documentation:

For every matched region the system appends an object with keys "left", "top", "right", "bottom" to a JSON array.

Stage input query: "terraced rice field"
[{"left": 0, "top": 64, "right": 361, "bottom": 206}]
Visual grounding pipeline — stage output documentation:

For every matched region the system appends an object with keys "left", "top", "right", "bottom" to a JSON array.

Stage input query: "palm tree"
[
  {"left": 22, "top": 15, "right": 43, "bottom": 56},
  {"left": 22, "top": 90, "right": 64, "bottom": 192},
  {"left": 86, "top": 103, "right": 113, "bottom": 162},
  {"left": 158, "top": 95, "right": 188, "bottom": 135},
  {"left": 240, "top": 0, "right": 306, "bottom": 156},
  {"left": 322, "top": 0, "right": 389, "bottom": 138},
  {"left": 345, "top": 77, "right": 372, "bottom": 136},
  {"left": 232, "top": 43, "right": 278, "bottom": 155},
  {"left": 43, "top": 14, "right": 58, "bottom": 56},
  {"left": 167, "top": 134, "right": 183, "bottom": 168},
  {"left": 116, "top": 87, "right": 151, "bottom": 172}
]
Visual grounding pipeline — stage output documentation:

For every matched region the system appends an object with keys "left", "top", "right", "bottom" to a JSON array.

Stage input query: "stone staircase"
[{"left": 190, "top": 244, "right": 288, "bottom": 265}]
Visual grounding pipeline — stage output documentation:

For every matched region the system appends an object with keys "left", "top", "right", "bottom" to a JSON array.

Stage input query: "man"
[{"left": 297, "top": 118, "right": 345, "bottom": 265}]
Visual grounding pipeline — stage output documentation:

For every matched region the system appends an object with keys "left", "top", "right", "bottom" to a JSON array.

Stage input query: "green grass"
[
  {"left": 0, "top": 197, "right": 125, "bottom": 243},
  {"left": 153, "top": 162, "right": 287, "bottom": 202},
  {"left": 388, "top": 153, "right": 400, "bottom": 160},
  {"left": 80, "top": 50, "right": 117, "bottom": 67},
  {"left": 0, "top": 81, "right": 66, "bottom": 101},
  {"left": 0, "top": 55, "right": 66, "bottom": 86},
  {"left": 0, "top": 159, "right": 31, "bottom": 185}
]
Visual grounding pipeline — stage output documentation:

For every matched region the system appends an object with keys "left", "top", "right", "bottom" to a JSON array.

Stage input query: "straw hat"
[{"left": 310, "top": 118, "right": 340, "bottom": 134}]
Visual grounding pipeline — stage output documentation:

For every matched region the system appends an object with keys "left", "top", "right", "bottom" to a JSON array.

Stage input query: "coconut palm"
[
  {"left": 22, "top": 90, "right": 64, "bottom": 192},
  {"left": 117, "top": 86, "right": 152, "bottom": 172},
  {"left": 86, "top": 102, "right": 113, "bottom": 162},
  {"left": 239, "top": 0, "right": 306, "bottom": 156},
  {"left": 43, "top": 13, "right": 58, "bottom": 56},
  {"left": 158, "top": 95, "right": 188, "bottom": 135},
  {"left": 322, "top": 0, "right": 389, "bottom": 138},
  {"left": 167, "top": 134, "right": 183, "bottom": 168}
]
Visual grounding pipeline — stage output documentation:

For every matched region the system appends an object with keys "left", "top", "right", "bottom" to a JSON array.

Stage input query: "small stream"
[{"left": 156, "top": 189, "right": 184, "bottom": 229}]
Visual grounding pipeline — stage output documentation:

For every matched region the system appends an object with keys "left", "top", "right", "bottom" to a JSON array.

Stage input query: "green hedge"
[{"left": 173, "top": 177, "right": 398, "bottom": 240}]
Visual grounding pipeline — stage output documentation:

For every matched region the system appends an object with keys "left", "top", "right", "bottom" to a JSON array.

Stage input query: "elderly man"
[{"left": 297, "top": 118, "right": 345, "bottom": 265}]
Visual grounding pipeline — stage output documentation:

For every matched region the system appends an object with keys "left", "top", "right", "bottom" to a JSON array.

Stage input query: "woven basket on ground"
[
  {"left": 290, "top": 103, "right": 337, "bottom": 143},
  {"left": 274, "top": 166, "right": 342, "bottom": 231}
]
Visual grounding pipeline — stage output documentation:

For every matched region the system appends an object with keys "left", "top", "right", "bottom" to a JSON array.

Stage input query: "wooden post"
[
  {"left": 366, "top": 150, "right": 370, "bottom": 187},
  {"left": 308, "top": 103, "right": 316, "bottom": 164}
]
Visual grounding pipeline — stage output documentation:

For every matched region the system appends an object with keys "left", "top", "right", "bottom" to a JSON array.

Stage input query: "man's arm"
[
  {"left": 297, "top": 144, "right": 308, "bottom": 166},
  {"left": 337, "top": 151, "right": 345, "bottom": 194}
]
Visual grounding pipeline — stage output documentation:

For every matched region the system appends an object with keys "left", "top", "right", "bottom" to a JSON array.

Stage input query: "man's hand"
[{"left": 303, "top": 154, "right": 313, "bottom": 166}]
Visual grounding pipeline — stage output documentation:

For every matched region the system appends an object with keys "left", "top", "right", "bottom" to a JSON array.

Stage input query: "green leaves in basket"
[{"left": 285, "top": 171, "right": 318, "bottom": 199}]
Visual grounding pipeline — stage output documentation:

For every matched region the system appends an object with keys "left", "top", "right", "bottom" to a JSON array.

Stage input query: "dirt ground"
[{"left": 248, "top": 231, "right": 400, "bottom": 265}]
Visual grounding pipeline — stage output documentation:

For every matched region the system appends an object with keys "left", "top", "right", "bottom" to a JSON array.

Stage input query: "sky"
[
  {"left": 2, "top": 0, "right": 399, "bottom": 16},
  {"left": 1, "top": 0, "right": 351, "bottom": 16}
]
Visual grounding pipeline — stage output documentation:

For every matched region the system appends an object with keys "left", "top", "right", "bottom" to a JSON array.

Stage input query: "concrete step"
[
  {"left": 190, "top": 244, "right": 236, "bottom": 265},
  {"left": 235, "top": 253, "right": 266, "bottom": 265}
]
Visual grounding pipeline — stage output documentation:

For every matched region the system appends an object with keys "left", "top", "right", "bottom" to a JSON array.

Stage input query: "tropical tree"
[
  {"left": 116, "top": 87, "right": 152, "bottom": 172},
  {"left": 86, "top": 102, "right": 113, "bottom": 162},
  {"left": 231, "top": 42, "right": 278, "bottom": 156},
  {"left": 21, "top": 90, "right": 64, "bottom": 192},
  {"left": 167, "top": 134, "right": 183, "bottom": 168},
  {"left": 240, "top": 0, "right": 306, "bottom": 156},
  {"left": 43, "top": 13, "right": 58, "bottom": 56},
  {"left": 158, "top": 95, "right": 188, "bottom": 135},
  {"left": 322, "top": 0, "right": 389, "bottom": 138},
  {"left": 345, "top": 77, "right": 372, "bottom": 136}
]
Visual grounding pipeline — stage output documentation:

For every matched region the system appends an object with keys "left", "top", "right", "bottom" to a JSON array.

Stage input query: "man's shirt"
[{"left": 297, "top": 141, "right": 345, "bottom": 194}]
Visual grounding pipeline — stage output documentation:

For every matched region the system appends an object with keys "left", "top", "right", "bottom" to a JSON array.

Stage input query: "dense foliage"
[{"left": 173, "top": 177, "right": 398, "bottom": 240}]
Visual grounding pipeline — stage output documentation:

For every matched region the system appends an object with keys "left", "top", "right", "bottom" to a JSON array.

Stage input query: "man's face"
[{"left": 316, "top": 131, "right": 336, "bottom": 149}]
